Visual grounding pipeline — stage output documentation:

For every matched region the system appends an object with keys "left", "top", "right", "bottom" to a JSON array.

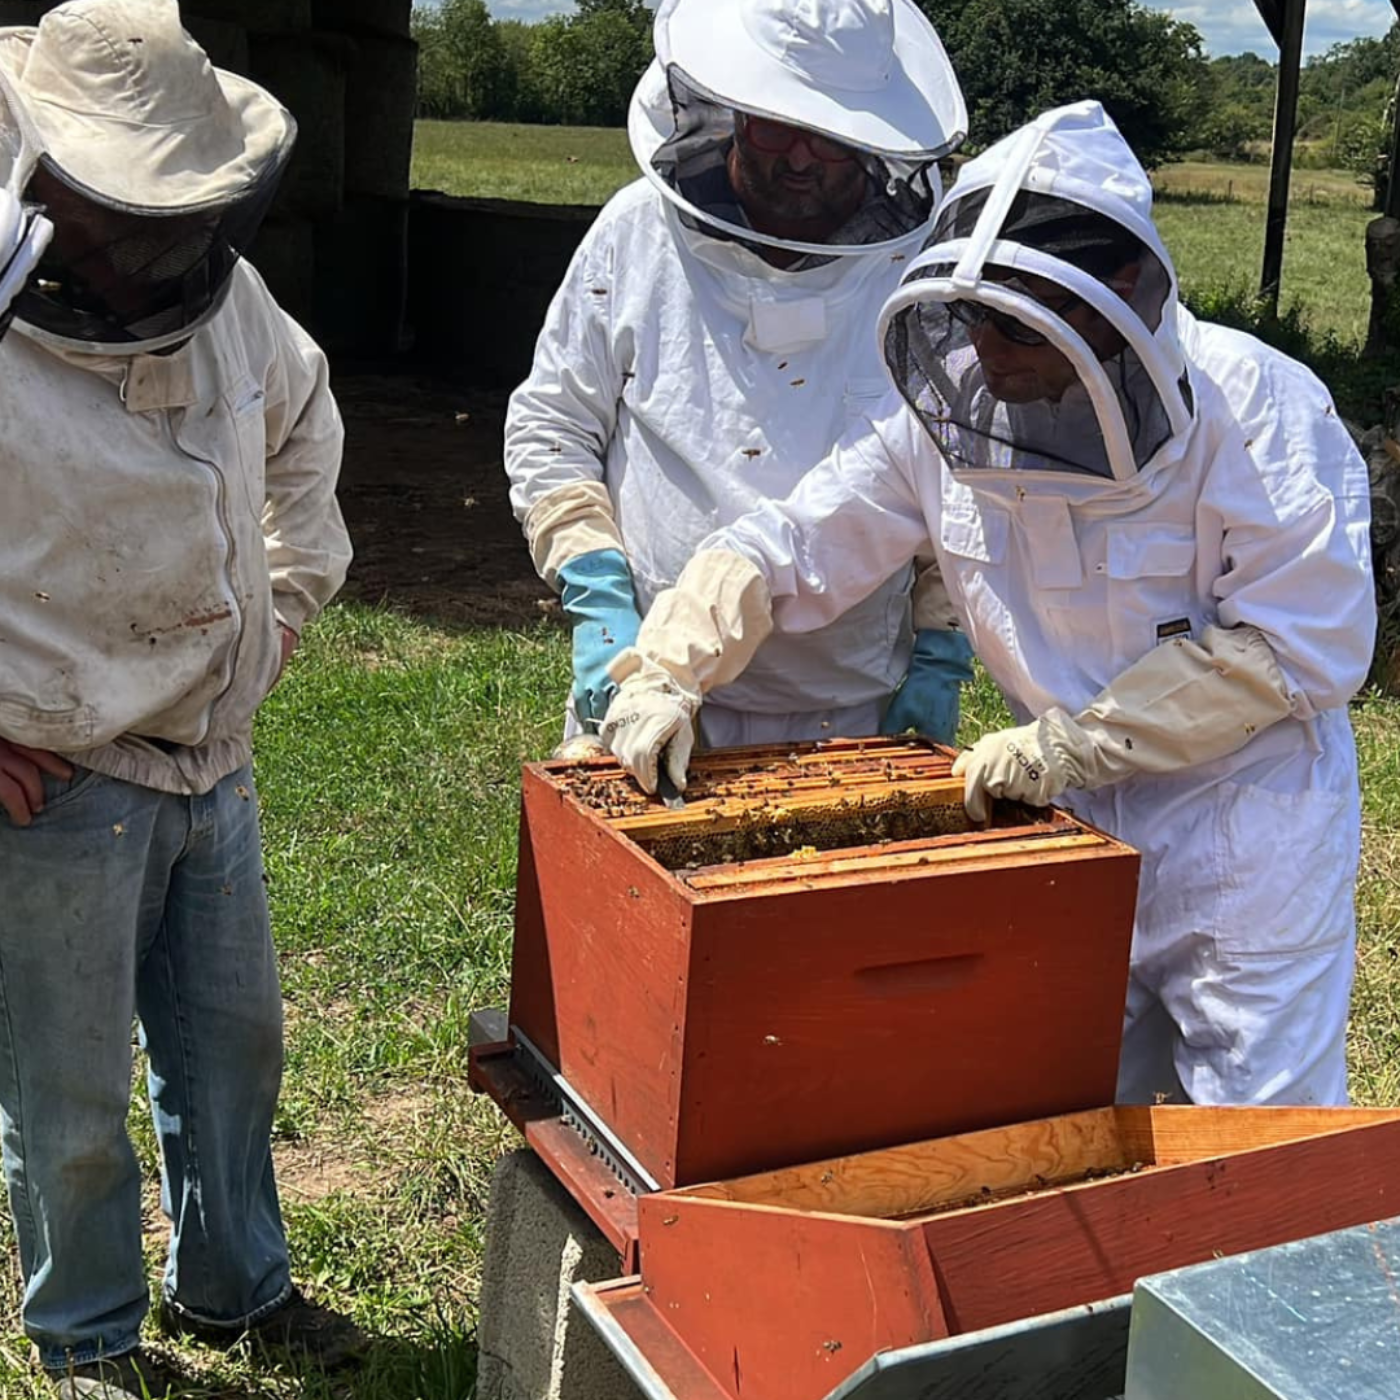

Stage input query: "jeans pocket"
[{"left": 38, "top": 763, "right": 105, "bottom": 814}]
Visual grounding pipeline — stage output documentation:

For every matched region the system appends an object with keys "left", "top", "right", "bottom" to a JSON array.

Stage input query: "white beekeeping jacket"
[{"left": 503, "top": 41, "right": 960, "bottom": 715}]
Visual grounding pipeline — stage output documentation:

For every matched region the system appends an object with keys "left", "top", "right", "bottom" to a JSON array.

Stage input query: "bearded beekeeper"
[
  {"left": 0, "top": 3, "right": 360, "bottom": 1396},
  {"left": 505, "top": 0, "right": 973, "bottom": 753},
  {"left": 600, "top": 101, "right": 1374, "bottom": 1110}
]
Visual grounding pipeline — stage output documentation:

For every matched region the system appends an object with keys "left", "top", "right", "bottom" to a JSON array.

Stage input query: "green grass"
[
  {"left": 412, "top": 119, "right": 634, "bottom": 205},
  {"left": 1155, "top": 187, "right": 1374, "bottom": 347}
]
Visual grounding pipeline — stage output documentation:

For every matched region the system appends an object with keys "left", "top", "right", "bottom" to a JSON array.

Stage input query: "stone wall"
[
  {"left": 408, "top": 192, "right": 597, "bottom": 388},
  {"left": 0, "top": 0, "right": 416, "bottom": 355}
]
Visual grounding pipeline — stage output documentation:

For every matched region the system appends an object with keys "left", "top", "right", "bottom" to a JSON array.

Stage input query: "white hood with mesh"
[{"left": 879, "top": 101, "right": 1193, "bottom": 482}]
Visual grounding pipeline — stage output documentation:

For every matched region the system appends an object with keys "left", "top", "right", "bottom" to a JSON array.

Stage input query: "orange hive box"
[
  {"left": 473, "top": 737, "right": 1141, "bottom": 1248},
  {"left": 580, "top": 1104, "right": 1400, "bottom": 1400}
]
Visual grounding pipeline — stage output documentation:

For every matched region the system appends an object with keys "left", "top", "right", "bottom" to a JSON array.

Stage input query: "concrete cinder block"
[
  {"left": 313, "top": 194, "right": 408, "bottom": 355},
  {"left": 0, "top": 2, "right": 57, "bottom": 27},
  {"left": 245, "top": 214, "right": 315, "bottom": 329},
  {"left": 313, "top": 0, "right": 410, "bottom": 37},
  {"left": 475, "top": 1149, "right": 642, "bottom": 1400},
  {"left": 184, "top": 16, "right": 248, "bottom": 74}
]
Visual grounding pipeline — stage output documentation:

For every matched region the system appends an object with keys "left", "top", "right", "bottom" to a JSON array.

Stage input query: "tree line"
[{"left": 413, "top": 0, "right": 1398, "bottom": 184}]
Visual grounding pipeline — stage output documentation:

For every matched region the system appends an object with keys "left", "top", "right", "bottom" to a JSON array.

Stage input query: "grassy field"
[
  {"left": 411, "top": 121, "right": 1377, "bottom": 348},
  {"left": 412, "top": 120, "right": 635, "bottom": 206}
]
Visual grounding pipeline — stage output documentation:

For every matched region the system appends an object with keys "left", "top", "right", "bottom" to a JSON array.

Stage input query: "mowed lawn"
[{"left": 0, "top": 127, "right": 1390, "bottom": 1397}]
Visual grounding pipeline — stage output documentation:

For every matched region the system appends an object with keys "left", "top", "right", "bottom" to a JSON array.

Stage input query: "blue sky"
[{"left": 472, "top": 1, "right": 1395, "bottom": 59}]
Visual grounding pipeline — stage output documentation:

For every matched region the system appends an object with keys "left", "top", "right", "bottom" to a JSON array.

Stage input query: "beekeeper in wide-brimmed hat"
[
  {"left": 0, "top": 3, "right": 358, "bottom": 1394},
  {"left": 506, "top": 0, "right": 974, "bottom": 756},
  {"left": 0, "top": 0, "right": 293, "bottom": 353},
  {"left": 600, "top": 102, "right": 1374, "bottom": 1111}
]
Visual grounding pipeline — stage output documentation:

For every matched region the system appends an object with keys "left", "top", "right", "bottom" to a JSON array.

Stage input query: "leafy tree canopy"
[{"left": 917, "top": 0, "right": 1207, "bottom": 168}]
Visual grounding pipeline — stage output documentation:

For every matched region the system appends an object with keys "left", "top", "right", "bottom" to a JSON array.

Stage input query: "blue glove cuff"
[
  {"left": 912, "top": 627, "right": 975, "bottom": 682},
  {"left": 557, "top": 548, "right": 638, "bottom": 616}
]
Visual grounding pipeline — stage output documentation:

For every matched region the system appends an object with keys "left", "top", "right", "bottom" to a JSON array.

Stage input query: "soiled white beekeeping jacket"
[
  {"left": 0, "top": 261, "right": 351, "bottom": 793},
  {"left": 505, "top": 170, "right": 926, "bottom": 718}
]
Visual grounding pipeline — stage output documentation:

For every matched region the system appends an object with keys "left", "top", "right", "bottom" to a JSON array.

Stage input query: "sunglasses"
[
  {"left": 738, "top": 114, "right": 858, "bottom": 164},
  {"left": 947, "top": 292, "right": 1083, "bottom": 348}
]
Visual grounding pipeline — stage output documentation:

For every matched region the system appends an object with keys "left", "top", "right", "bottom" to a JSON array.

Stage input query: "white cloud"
[
  {"left": 1141, "top": 0, "right": 1393, "bottom": 57},
  {"left": 485, "top": 0, "right": 574, "bottom": 17}
]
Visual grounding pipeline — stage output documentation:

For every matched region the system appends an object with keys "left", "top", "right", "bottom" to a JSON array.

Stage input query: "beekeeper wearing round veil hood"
[
  {"left": 600, "top": 102, "right": 1375, "bottom": 1111},
  {"left": 506, "top": 0, "right": 974, "bottom": 754},
  {"left": 0, "top": 0, "right": 292, "bottom": 354},
  {"left": 0, "top": 3, "right": 358, "bottom": 1392}
]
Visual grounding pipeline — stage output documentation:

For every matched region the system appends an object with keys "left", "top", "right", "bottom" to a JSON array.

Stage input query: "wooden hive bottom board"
[{"left": 586, "top": 1105, "right": 1400, "bottom": 1400}]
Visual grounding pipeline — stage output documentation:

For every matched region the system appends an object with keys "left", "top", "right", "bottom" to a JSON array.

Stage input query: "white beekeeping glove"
[
  {"left": 600, "top": 549, "right": 774, "bottom": 793},
  {"left": 953, "top": 625, "right": 1295, "bottom": 821}
]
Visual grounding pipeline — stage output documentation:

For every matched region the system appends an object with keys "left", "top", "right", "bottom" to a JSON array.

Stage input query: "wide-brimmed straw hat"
[
  {"left": 641, "top": 0, "right": 965, "bottom": 159},
  {"left": 0, "top": 0, "right": 293, "bottom": 212}
]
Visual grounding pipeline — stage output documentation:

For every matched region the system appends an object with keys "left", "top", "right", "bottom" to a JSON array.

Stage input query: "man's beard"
[{"left": 731, "top": 141, "right": 862, "bottom": 229}]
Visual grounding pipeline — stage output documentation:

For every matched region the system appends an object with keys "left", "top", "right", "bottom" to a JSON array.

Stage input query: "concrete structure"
[{"left": 475, "top": 1150, "right": 642, "bottom": 1400}]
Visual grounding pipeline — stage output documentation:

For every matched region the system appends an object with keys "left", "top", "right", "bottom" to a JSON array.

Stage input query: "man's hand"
[
  {"left": 273, "top": 622, "right": 299, "bottom": 687},
  {"left": 0, "top": 738, "right": 73, "bottom": 827}
]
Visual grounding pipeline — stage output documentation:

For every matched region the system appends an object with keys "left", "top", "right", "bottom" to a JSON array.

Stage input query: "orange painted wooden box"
[
  {"left": 582, "top": 1104, "right": 1400, "bottom": 1400},
  {"left": 500, "top": 737, "right": 1141, "bottom": 1191}
]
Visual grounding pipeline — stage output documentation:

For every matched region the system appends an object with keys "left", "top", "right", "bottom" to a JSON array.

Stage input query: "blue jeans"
[{"left": 0, "top": 763, "right": 291, "bottom": 1368}]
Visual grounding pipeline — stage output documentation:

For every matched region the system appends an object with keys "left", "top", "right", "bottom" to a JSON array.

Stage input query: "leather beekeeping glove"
[
  {"left": 881, "top": 628, "right": 975, "bottom": 744},
  {"left": 556, "top": 548, "right": 643, "bottom": 726},
  {"left": 601, "top": 549, "right": 774, "bottom": 793},
  {"left": 953, "top": 624, "right": 1294, "bottom": 822}
]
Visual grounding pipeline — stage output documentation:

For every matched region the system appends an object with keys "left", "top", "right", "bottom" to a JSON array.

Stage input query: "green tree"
[
  {"left": 917, "top": 0, "right": 1207, "bottom": 167},
  {"left": 529, "top": 6, "right": 653, "bottom": 127},
  {"left": 411, "top": 0, "right": 514, "bottom": 120}
]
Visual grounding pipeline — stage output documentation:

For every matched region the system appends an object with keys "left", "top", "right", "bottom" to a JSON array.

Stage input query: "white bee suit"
[
  {"left": 613, "top": 103, "right": 1375, "bottom": 1105},
  {"left": 505, "top": 0, "right": 966, "bottom": 741}
]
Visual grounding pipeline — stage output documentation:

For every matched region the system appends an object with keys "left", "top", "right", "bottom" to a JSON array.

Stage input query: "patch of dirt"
[
  {"left": 332, "top": 371, "right": 556, "bottom": 631},
  {"left": 273, "top": 1089, "right": 438, "bottom": 1204}
]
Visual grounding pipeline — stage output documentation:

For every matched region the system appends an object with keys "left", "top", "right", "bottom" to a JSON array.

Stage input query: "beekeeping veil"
[
  {"left": 880, "top": 102, "right": 1194, "bottom": 481},
  {"left": 0, "top": 0, "right": 294, "bottom": 355},
  {"left": 627, "top": 0, "right": 966, "bottom": 260}
]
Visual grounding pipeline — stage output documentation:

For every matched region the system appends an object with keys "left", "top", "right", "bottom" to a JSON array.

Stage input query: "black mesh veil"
[
  {"left": 649, "top": 65, "right": 940, "bottom": 259},
  {"left": 15, "top": 128, "right": 292, "bottom": 351},
  {"left": 884, "top": 190, "right": 1185, "bottom": 479}
]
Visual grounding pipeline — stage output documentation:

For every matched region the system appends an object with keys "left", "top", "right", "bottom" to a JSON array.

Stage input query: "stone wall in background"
[
  {"left": 0, "top": 0, "right": 416, "bottom": 357},
  {"left": 408, "top": 193, "right": 595, "bottom": 389}
]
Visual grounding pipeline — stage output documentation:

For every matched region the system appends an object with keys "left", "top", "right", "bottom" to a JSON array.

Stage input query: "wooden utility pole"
[
  {"left": 1253, "top": 0, "right": 1307, "bottom": 311},
  {"left": 1386, "top": 2, "right": 1400, "bottom": 222}
]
